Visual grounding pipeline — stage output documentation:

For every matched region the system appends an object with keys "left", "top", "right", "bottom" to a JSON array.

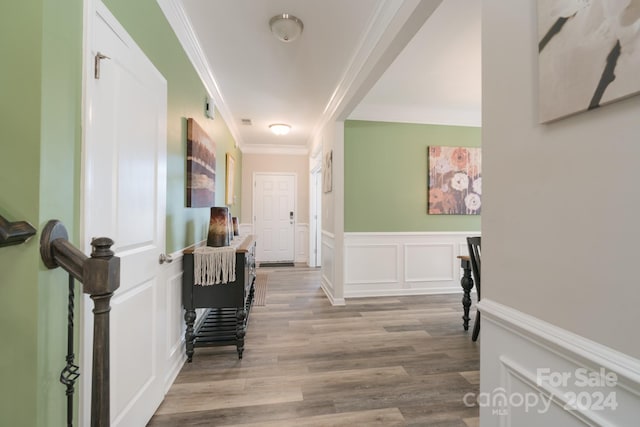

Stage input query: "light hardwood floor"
[{"left": 149, "top": 267, "right": 479, "bottom": 426}]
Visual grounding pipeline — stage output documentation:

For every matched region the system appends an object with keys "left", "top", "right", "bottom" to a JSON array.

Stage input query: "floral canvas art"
[{"left": 428, "top": 146, "right": 481, "bottom": 215}]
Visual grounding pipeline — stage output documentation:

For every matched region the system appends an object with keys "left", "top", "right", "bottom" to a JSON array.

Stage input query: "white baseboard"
[{"left": 478, "top": 299, "right": 640, "bottom": 426}]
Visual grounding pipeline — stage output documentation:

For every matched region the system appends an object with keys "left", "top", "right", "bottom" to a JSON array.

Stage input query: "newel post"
[
  {"left": 40, "top": 220, "right": 120, "bottom": 427},
  {"left": 84, "top": 237, "right": 120, "bottom": 427}
]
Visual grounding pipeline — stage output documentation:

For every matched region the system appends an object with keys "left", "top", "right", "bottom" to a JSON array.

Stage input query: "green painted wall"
[
  {"left": 0, "top": 1, "right": 241, "bottom": 426},
  {"left": 104, "top": 0, "right": 242, "bottom": 253},
  {"left": 344, "top": 120, "right": 481, "bottom": 232},
  {"left": 1, "top": 0, "right": 82, "bottom": 426}
]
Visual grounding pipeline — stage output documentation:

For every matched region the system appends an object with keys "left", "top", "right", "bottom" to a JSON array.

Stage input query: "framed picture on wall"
[
  {"left": 537, "top": 1, "right": 640, "bottom": 122},
  {"left": 427, "top": 146, "right": 481, "bottom": 215},
  {"left": 225, "top": 153, "right": 235, "bottom": 205},
  {"left": 323, "top": 150, "right": 333, "bottom": 193},
  {"left": 186, "top": 118, "right": 216, "bottom": 207}
]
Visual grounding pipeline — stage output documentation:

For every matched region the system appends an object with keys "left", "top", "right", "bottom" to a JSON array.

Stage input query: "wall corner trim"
[{"left": 479, "top": 299, "right": 640, "bottom": 385}]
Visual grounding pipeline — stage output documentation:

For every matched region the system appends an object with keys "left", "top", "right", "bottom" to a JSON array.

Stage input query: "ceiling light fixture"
[
  {"left": 269, "top": 13, "right": 304, "bottom": 43},
  {"left": 269, "top": 123, "right": 291, "bottom": 135}
]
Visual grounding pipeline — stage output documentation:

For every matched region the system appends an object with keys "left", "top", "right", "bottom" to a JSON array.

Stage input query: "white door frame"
[
  {"left": 309, "top": 166, "right": 322, "bottom": 267},
  {"left": 252, "top": 172, "right": 297, "bottom": 262}
]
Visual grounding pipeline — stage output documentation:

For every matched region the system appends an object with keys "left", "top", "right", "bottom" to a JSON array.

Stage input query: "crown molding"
[
  {"left": 348, "top": 104, "right": 482, "bottom": 127},
  {"left": 241, "top": 144, "right": 309, "bottom": 156},
  {"left": 156, "top": 0, "right": 243, "bottom": 148},
  {"left": 308, "top": 0, "right": 443, "bottom": 150}
]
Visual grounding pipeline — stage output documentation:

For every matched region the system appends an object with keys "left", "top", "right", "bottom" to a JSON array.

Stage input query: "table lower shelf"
[{"left": 184, "top": 283, "right": 254, "bottom": 362}]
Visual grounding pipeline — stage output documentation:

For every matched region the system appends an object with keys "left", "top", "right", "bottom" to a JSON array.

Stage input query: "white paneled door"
[
  {"left": 254, "top": 174, "right": 296, "bottom": 263},
  {"left": 82, "top": 3, "right": 167, "bottom": 426}
]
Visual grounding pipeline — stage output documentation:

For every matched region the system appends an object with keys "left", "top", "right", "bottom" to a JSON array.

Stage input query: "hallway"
[{"left": 148, "top": 267, "right": 479, "bottom": 426}]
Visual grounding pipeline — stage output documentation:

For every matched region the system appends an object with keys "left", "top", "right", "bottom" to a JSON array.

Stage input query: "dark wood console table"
[
  {"left": 457, "top": 255, "right": 475, "bottom": 331},
  {"left": 182, "top": 235, "right": 256, "bottom": 361}
]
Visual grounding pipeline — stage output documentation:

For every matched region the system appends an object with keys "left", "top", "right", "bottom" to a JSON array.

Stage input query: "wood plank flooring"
[{"left": 148, "top": 267, "right": 479, "bottom": 426}]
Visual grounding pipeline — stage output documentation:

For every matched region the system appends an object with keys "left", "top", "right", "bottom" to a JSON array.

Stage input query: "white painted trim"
[
  {"left": 241, "top": 144, "right": 309, "bottom": 156},
  {"left": 156, "top": 0, "right": 242, "bottom": 149},
  {"left": 312, "top": 0, "right": 443, "bottom": 131},
  {"left": 343, "top": 231, "right": 479, "bottom": 298},
  {"left": 344, "top": 243, "right": 401, "bottom": 285},
  {"left": 295, "top": 223, "right": 309, "bottom": 264},
  {"left": 403, "top": 242, "right": 455, "bottom": 283},
  {"left": 79, "top": 0, "right": 96, "bottom": 422},
  {"left": 347, "top": 231, "right": 479, "bottom": 237},
  {"left": 499, "top": 356, "right": 612, "bottom": 426},
  {"left": 321, "top": 285, "right": 346, "bottom": 306},
  {"left": 479, "top": 298, "right": 640, "bottom": 426},
  {"left": 322, "top": 230, "right": 336, "bottom": 239},
  {"left": 162, "top": 258, "right": 186, "bottom": 393},
  {"left": 479, "top": 299, "right": 640, "bottom": 385},
  {"left": 347, "top": 104, "right": 482, "bottom": 127}
]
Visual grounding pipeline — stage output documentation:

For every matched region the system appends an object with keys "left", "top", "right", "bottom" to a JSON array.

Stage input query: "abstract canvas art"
[
  {"left": 538, "top": 0, "right": 640, "bottom": 122},
  {"left": 186, "top": 118, "right": 216, "bottom": 207},
  {"left": 428, "top": 146, "right": 481, "bottom": 215},
  {"left": 323, "top": 150, "right": 333, "bottom": 193},
  {"left": 225, "top": 153, "right": 235, "bottom": 205}
]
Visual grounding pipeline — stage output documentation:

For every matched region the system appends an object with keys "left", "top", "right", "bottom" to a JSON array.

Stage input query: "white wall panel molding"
[
  {"left": 343, "top": 232, "right": 478, "bottom": 298},
  {"left": 479, "top": 299, "right": 640, "bottom": 426},
  {"left": 239, "top": 223, "right": 253, "bottom": 236},
  {"left": 295, "top": 223, "right": 309, "bottom": 264},
  {"left": 345, "top": 243, "right": 400, "bottom": 285},
  {"left": 404, "top": 242, "right": 455, "bottom": 282},
  {"left": 161, "top": 255, "right": 186, "bottom": 392},
  {"left": 321, "top": 231, "right": 345, "bottom": 305}
]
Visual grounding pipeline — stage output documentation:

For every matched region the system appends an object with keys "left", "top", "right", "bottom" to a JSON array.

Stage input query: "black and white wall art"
[{"left": 537, "top": 0, "right": 640, "bottom": 123}]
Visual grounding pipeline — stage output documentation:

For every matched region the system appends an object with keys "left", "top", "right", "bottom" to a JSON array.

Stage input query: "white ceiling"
[{"left": 159, "top": 0, "right": 481, "bottom": 154}]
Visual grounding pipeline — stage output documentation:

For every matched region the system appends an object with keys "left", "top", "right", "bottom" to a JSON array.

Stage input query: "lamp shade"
[
  {"left": 207, "top": 207, "right": 230, "bottom": 247},
  {"left": 232, "top": 217, "right": 239, "bottom": 236}
]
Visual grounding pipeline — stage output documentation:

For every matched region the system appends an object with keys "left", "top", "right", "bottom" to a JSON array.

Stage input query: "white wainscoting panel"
[
  {"left": 162, "top": 251, "right": 186, "bottom": 392},
  {"left": 295, "top": 223, "right": 309, "bottom": 264},
  {"left": 239, "top": 223, "right": 253, "bottom": 236},
  {"left": 345, "top": 244, "right": 399, "bottom": 285},
  {"left": 478, "top": 299, "right": 640, "bottom": 426},
  {"left": 321, "top": 231, "right": 344, "bottom": 305},
  {"left": 405, "top": 243, "right": 455, "bottom": 282},
  {"left": 344, "top": 232, "right": 478, "bottom": 298}
]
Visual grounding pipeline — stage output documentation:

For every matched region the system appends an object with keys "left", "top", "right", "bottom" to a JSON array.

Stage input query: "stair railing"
[
  {"left": 40, "top": 220, "right": 120, "bottom": 427},
  {"left": 0, "top": 213, "right": 37, "bottom": 247}
]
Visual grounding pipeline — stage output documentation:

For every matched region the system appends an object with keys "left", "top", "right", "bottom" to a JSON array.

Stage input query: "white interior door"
[
  {"left": 82, "top": 3, "right": 167, "bottom": 426},
  {"left": 254, "top": 173, "right": 296, "bottom": 263}
]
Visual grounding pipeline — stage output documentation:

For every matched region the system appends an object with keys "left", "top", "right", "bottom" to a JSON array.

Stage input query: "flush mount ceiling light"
[
  {"left": 269, "top": 123, "right": 291, "bottom": 135},
  {"left": 269, "top": 13, "right": 304, "bottom": 43}
]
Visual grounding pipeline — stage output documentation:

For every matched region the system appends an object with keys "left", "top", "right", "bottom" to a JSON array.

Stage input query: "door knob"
[{"left": 159, "top": 253, "right": 173, "bottom": 264}]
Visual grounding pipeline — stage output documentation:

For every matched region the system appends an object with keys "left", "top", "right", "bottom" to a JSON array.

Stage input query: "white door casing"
[
  {"left": 309, "top": 168, "right": 322, "bottom": 267},
  {"left": 253, "top": 173, "right": 296, "bottom": 263},
  {"left": 82, "top": 2, "right": 167, "bottom": 426}
]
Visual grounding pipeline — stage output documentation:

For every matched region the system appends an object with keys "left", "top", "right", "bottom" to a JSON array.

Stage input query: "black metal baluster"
[{"left": 60, "top": 274, "right": 80, "bottom": 427}]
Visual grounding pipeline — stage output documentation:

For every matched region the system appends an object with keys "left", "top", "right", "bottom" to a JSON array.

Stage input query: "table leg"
[
  {"left": 184, "top": 309, "right": 196, "bottom": 362},
  {"left": 460, "top": 259, "right": 475, "bottom": 331}
]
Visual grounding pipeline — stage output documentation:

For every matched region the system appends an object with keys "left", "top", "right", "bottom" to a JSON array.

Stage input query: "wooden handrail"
[
  {"left": 0, "top": 214, "right": 36, "bottom": 247},
  {"left": 40, "top": 220, "right": 120, "bottom": 427}
]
